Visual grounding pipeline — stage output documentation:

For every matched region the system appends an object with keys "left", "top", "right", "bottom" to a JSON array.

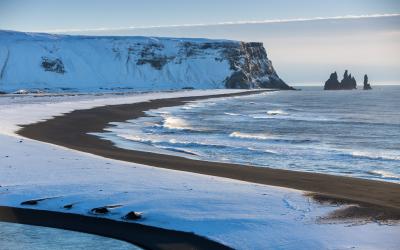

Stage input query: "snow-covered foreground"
[{"left": 0, "top": 90, "right": 399, "bottom": 249}]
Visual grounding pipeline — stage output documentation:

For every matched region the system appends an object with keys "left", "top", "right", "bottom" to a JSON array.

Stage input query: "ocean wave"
[
  {"left": 166, "top": 138, "right": 231, "bottom": 149},
  {"left": 117, "top": 134, "right": 161, "bottom": 144},
  {"left": 224, "top": 112, "right": 242, "bottom": 116},
  {"left": 349, "top": 150, "right": 400, "bottom": 161},
  {"left": 156, "top": 146, "right": 200, "bottom": 156},
  {"left": 267, "top": 109, "right": 288, "bottom": 116},
  {"left": 250, "top": 114, "right": 333, "bottom": 122},
  {"left": 180, "top": 102, "right": 215, "bottom": 110},
  {"left": 162, "top": 115, "right": 193, "bottom": 130},
  {"left": 229, "top": 131, "right": 273, "bottom": 140},
  {"left": 368, "top": 170, "right": 400, "bottom": 179}
]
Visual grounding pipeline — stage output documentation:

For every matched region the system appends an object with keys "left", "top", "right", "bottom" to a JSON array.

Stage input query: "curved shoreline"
[
  {"left": 17, "top": 90, "right": 400, "bottom": 211},
  {"left": 0, "top": 206, "right": 231, "bottom": 250}
]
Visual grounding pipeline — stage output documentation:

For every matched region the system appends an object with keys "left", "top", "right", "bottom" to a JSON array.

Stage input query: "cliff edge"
[{"left": 0, "top": 30, "right": 293, "bottom": 93}]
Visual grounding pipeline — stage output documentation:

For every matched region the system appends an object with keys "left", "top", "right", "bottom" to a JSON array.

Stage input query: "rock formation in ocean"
[
  {"left": 324, "top": 70, "right": 357, "bottom": 90},
  {"left": 0, "top": 30, "right": 293, "bottom": 93},
  {"left": 324, "top": 72, "right": 340, "bottom": 90},
  {"left": 340, "top": 70, "right": 357, "bottom": 90},
  {"left": 363, "top": 74, "right": 372, "bottom": 90}
]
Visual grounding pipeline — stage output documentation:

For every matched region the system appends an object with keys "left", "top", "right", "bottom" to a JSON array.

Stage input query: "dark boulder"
[
  {"left": 123, "top": 211, "right": 142, "bottom": 220},
  {"left": 90, "top": 207, "right": 110, "bottom": 214}
]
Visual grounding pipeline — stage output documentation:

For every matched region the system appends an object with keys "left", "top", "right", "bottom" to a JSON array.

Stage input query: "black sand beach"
[
  {"left": 5, "top": 90, "right": 399, "bottom": 249},
  {"left": 17, "top": 90, "right": 400, "bottom": 210}
]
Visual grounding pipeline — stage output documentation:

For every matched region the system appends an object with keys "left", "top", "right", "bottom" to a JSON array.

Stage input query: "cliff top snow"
[{"left": 0, "top": 30, "right": 292, "bottom": 93}]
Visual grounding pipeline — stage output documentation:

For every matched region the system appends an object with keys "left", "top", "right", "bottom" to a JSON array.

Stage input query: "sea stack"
[
  {"left": 340, "top": 70, "right": 357, "bottom": 90},
  {"left": 363, "top": 74, "right": 372, "bottom": 90},
  {"left": 324, "top": 70, "right": 357, "bottom": 90},
  {"left": 324, "top": 72, "right": 340, "bottom": 90}
]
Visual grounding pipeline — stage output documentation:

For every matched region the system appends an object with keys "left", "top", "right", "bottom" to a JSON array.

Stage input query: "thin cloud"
[{"left": 45, "top": 13, "right": 400, "bottom": 34}]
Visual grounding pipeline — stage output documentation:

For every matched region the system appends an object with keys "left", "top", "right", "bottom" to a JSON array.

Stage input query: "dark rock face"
[
  {"left": 136, "top": 43, "right": 173, "bottom": 70},
  {"left": 363, "top": 74, "right": 372, "bottom": 90},
  {"left": 2, "top": 31, "right": 293, "bottom": 91},
  {"left": 223, "top": 42, "right": 294, "bottom": 90},
  {"left": 133, "top": 41, "right": 293, "bottom": 89},
  {"left": 41, "top": 57, "right": 65, "bottom": 74},
  {"left": 324, "top": 70, "right": 357, "bottom": 90}
]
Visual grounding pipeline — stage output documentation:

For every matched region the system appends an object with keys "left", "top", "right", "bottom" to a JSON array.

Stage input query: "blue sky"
[
  {"left": 1, "top": 0, "right": 399, "bottom": 31},
  {"left": 0, "top": 0, "right": 399, "bottom": 85}
]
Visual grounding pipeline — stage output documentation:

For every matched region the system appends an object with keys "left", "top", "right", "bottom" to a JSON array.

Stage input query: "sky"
[{"left": 0, "top": 0, "right": 399, "bottom": 85}]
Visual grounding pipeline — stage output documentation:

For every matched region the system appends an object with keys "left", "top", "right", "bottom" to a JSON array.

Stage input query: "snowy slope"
[{"left": 0, "top": 30, "right": 292, "bottom": 93}]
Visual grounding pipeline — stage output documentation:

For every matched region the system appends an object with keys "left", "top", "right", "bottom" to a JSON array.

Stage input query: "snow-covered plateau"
[
  {"left": 0, "top": 90, "right": 398, "bottom": 249},
  {"left": 0, "top": 30, "right": 292, "bottom": 93}
]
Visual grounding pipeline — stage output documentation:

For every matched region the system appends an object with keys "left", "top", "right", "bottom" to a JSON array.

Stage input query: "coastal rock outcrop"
[
  {"left": 363, "top": 74, "right": 372, "bottom": 90},
  {"left": 340, "top": 70, "right": 357, "bottom": 90},
  {"left": 324, "top": 70, "right": 357, "bottom": 90},
  {"left": 324, "top": 72, "right": 340, "bottom": 90},
  {"left": 0, "top": 30, "right": 293, "bottom": 92}
]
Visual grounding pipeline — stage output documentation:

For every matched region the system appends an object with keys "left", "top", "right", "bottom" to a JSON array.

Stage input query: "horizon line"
[{"left": 31, "top": 13, "right": 400, "bottom": 34}]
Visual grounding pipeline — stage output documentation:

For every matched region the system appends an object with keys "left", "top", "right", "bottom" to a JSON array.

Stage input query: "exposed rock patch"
[
  {"left": 41, "top": 57, "right": 65, "bottom": 74},
  {"left": 123, "top": 211, "right": 143, "bottom": 221}
]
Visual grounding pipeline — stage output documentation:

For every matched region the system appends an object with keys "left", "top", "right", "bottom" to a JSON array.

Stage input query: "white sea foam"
[
  {"left": 350, "top": 150, "right": 400, "bottom": 161},
  {"left": 224, "top": 112, "right": 241, "bottom": 116},
  {"left": 117, "top": 134, "right": 161, "bottom": 144},
  {"left": 162, "top": 116, "right": 193, "bottom": 130},
  {"left": 250, "top": 113, "right": 334, "bottom": 122},
  {"left": 229, "top": 131, "right": 272, "bottom": 140},
  {"left": 368, "top": 170, "right": 400, "bottom": 179},
  {"left": 267, "top": 109, "right": 288, "bottom": 116}
]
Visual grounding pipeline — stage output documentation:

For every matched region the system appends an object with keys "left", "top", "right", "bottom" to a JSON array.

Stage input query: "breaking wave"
[
  {"left": 368, "top": 170, "right": 400, "bottom": 179},
  {"left": 117, "top": 134, "right": 161, "bottom": 144},
  {"left": 229, "top": 131, "right": 273, "bottom": 140},
  {"left": 224, "top": 112, "right": 241, "bottom": 116},
  {"left": 267, "top": 109, "right": 288, "bottom": 116},
  {"left": 162, "top": 116, "right": 193, "bottom": 130},
  {"left": 349, "top": 150, "right": 400, "bottom": 161}
]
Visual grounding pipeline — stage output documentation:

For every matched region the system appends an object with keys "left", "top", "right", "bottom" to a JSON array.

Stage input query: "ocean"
[{"left": 97, "top": 86, "right": 400, "bottom": 183}]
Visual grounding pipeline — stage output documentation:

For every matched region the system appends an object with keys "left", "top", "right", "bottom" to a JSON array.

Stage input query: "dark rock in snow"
[
  {"left": 41, "top": 57, "right": 66, "bottom": 74},
  {"left": 21, "top": 198, "right": 48, "bottom": 205},
  {"left": 223, "top": 42, "right": 294, "bottom": 90},
  {"left": 91, "top": 207, "right": 110, "bottom": 214},
  {"left": 63, "top": 204, "right": 74, "bottom": 209},
  {"left": 123, "top": 211, "right": 143, "bottom": 220}
]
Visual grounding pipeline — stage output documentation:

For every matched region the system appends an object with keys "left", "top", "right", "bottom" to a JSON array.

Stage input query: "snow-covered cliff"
[{"left": 0, "top": 30, "right": 292, "bottom": 93}]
